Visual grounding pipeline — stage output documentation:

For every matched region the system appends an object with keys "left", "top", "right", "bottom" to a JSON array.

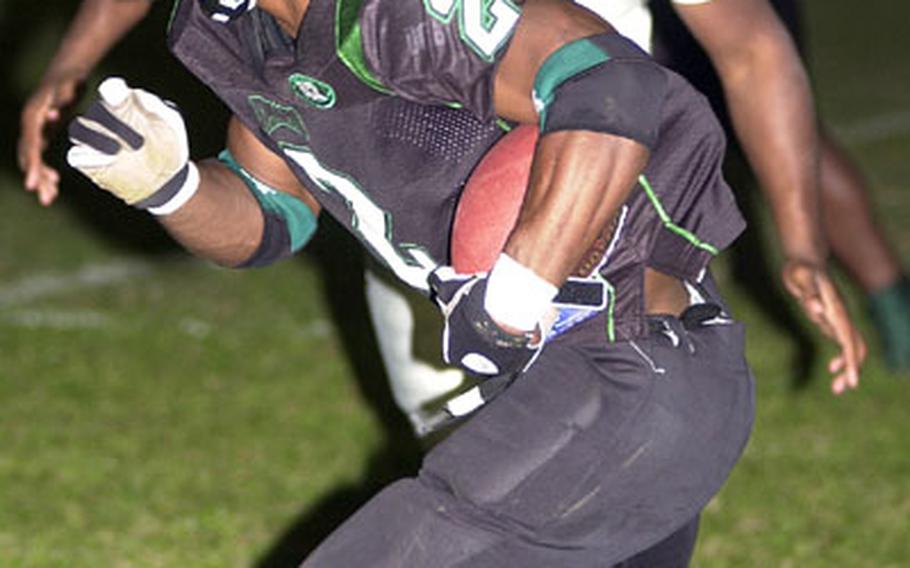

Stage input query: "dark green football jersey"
[
  {"left": 168, "top": 0, "right": 745, "bottom": 340},
  {"left": 169, "top": 0, "right": 510, "bottom": 293}
]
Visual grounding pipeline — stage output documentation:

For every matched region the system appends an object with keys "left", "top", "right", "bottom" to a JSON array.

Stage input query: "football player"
[
  {"left": 19, "top": 1, "right": 903, "bottom": 452},
  {"left": 62, "top": 0, "right": 864, "bottom": 565}
]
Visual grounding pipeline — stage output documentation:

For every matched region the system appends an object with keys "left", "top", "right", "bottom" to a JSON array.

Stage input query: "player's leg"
[
  {"left": 304, "top": 297, "right": 754, "bottom": 567},
  {"left": 613, "top": 516, "right": 701, "bottom": 568},
  {"left": 818, "top": 131, "right": 901, "bottom": 291},
  {"left": 363, "top": 266, "right": 467, "bottom": 435},
  {"left": 817, "top": 130, "right": 910, "bottom": 371}
]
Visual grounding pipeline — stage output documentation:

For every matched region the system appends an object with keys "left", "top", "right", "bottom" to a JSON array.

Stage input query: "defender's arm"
[
  {"left": 19, "top": 0, "right": 153, "bottom": 205},
  {"left": 676, "top": 0, "right": 864, "bottom": 393},
  {"left": 675, "top": 0, "right": 824, "bottom": 264}
]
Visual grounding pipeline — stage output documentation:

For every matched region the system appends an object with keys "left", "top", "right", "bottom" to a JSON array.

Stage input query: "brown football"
[{"left": 451, "top": 125, "right": 538, "bottom": 274}]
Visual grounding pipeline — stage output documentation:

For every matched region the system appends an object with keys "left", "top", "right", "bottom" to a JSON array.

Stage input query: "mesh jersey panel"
[{"left": 376, "top": 103, "right": 504, "bottom": 163}]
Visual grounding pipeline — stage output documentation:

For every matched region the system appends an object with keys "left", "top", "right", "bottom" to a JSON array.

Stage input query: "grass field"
[{"left": 0, "top": 1, "right": 908, "bottom": 566}]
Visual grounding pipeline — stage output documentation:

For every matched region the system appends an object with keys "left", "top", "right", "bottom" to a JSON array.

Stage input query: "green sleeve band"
[
  {"left": 532, "top": 38, "right": 610, "bottom": 128},
  {"left": 217, "top": 150, "right": 317, "bottom": 253}
]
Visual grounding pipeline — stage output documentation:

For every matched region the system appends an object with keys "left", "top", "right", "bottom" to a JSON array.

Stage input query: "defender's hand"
[
  {"left": 429, "top": 267, "right": 544, "bottom": 378},
  {"left": 18, "top": 70, "right": 83, "bottom": 206},
  {"left": 782, "top": 260, "right": 867, "bottom": 395},
  {"left": 67, "top": 77, "right": 198, "bottom": 213}
]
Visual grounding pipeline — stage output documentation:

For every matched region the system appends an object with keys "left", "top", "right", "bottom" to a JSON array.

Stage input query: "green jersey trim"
[
  {"left": 336, "top": 0, "right": 394, "bottom": 95},
  {"left": 638, "top": 175, "right": 719, "bottom": 256},
  {"left": 167, "top": 0, "right": 183, "bottom": 35},
  {"left": 605, "top": 280, "right": 617, "bottom": 342},
  {"left": 218, "top": 150, "right": 317, "bottom": 252}
]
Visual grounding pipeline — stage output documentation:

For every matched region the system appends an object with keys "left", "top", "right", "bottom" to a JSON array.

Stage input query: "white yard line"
[
  {"left": 297, "top": 319, "right": 333, "bottom": 339},
  {"left": 0, "top": 259, "right": 152, "bottom": 309},
  {"left": 3, "top": 309, "right": 111, "bottom": 330}
]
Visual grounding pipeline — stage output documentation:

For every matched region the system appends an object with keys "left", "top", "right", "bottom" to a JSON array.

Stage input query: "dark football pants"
[
  {"left": 304, "top": 293, "right": 755, "bottom": 567},
  {"left": 616, "top": 515, "right": 701, "bottom": 567}
]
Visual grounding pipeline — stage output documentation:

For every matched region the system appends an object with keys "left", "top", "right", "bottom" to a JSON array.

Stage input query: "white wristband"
[
  {"left": 148, "top": 162, "right": 200, "bottom": 216},
  {"left": 484, "top": 253, "right": 558, "bottom": 332}
]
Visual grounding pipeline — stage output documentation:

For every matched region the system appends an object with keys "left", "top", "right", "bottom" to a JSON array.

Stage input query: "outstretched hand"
[
  {"left": 781, "top": 260, "right": 867, "bottom": 395},
  {"left": 18, "top": 70, "right": 84, "bottom": 206}
]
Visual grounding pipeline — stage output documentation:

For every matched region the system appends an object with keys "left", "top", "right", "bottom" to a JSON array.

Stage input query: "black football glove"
[{"left": 429, "top": 267, "right": 544, "bottom": 379}]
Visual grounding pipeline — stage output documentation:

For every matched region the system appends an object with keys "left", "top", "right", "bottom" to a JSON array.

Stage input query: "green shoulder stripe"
[{"left": 336, "top": 0, "right": 394, "bottom": 95}]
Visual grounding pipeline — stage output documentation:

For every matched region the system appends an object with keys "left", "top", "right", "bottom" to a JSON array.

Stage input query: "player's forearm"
[
  {"left": 156, "top": 159, "right": 265, "bottom": 267},
  {"left": 42, "top": 0, "right": 151, "bottom": 83},
  {"left": 431, "top": 130, "right": 647, "bottom": 369},
  {"left": 503, "top": 131, "right": 648, "bottom": 286},
  {"left": 717, "top": 34, "right": 827, "bottom": 265}
]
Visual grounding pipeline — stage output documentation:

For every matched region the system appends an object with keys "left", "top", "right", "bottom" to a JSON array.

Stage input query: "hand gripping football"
[
  {"left": 451, "top": 125, "right": 616, "bottom": 278},
  {"left": 448, "top": 125, "right": 616, "bottom": 344}
]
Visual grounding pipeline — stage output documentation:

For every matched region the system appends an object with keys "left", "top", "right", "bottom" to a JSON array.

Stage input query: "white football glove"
[{"left": 67, "top": 77, "right": 199, "bottom": 215}]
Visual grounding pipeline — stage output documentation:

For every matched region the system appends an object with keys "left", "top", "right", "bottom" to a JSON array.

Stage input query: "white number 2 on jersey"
[
  {"left": 284, "top": 147, "right": 438, "bottom": 292},
  {"left": 424, "top": 0, "right": 521, "bottom": 61}
]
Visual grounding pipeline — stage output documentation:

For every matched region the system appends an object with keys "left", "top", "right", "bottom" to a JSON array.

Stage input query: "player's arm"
[
  {"left": 162, "top": 117, "right": 321, "bottom": 267},
  {"left": 19, "top": 0, "right": 153, "bottom": 206},
  {"left": 676, "top": 0, "right": 864, "bottom": 393},
  {"left": 488, "top": 2, "right": 649, "bottom": 313},
  {"left": 430, "top": 3, "right": 651, "bottom": 376},
  {"left": 67, "top": 78, "right": 320, "bottom": 268}
]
